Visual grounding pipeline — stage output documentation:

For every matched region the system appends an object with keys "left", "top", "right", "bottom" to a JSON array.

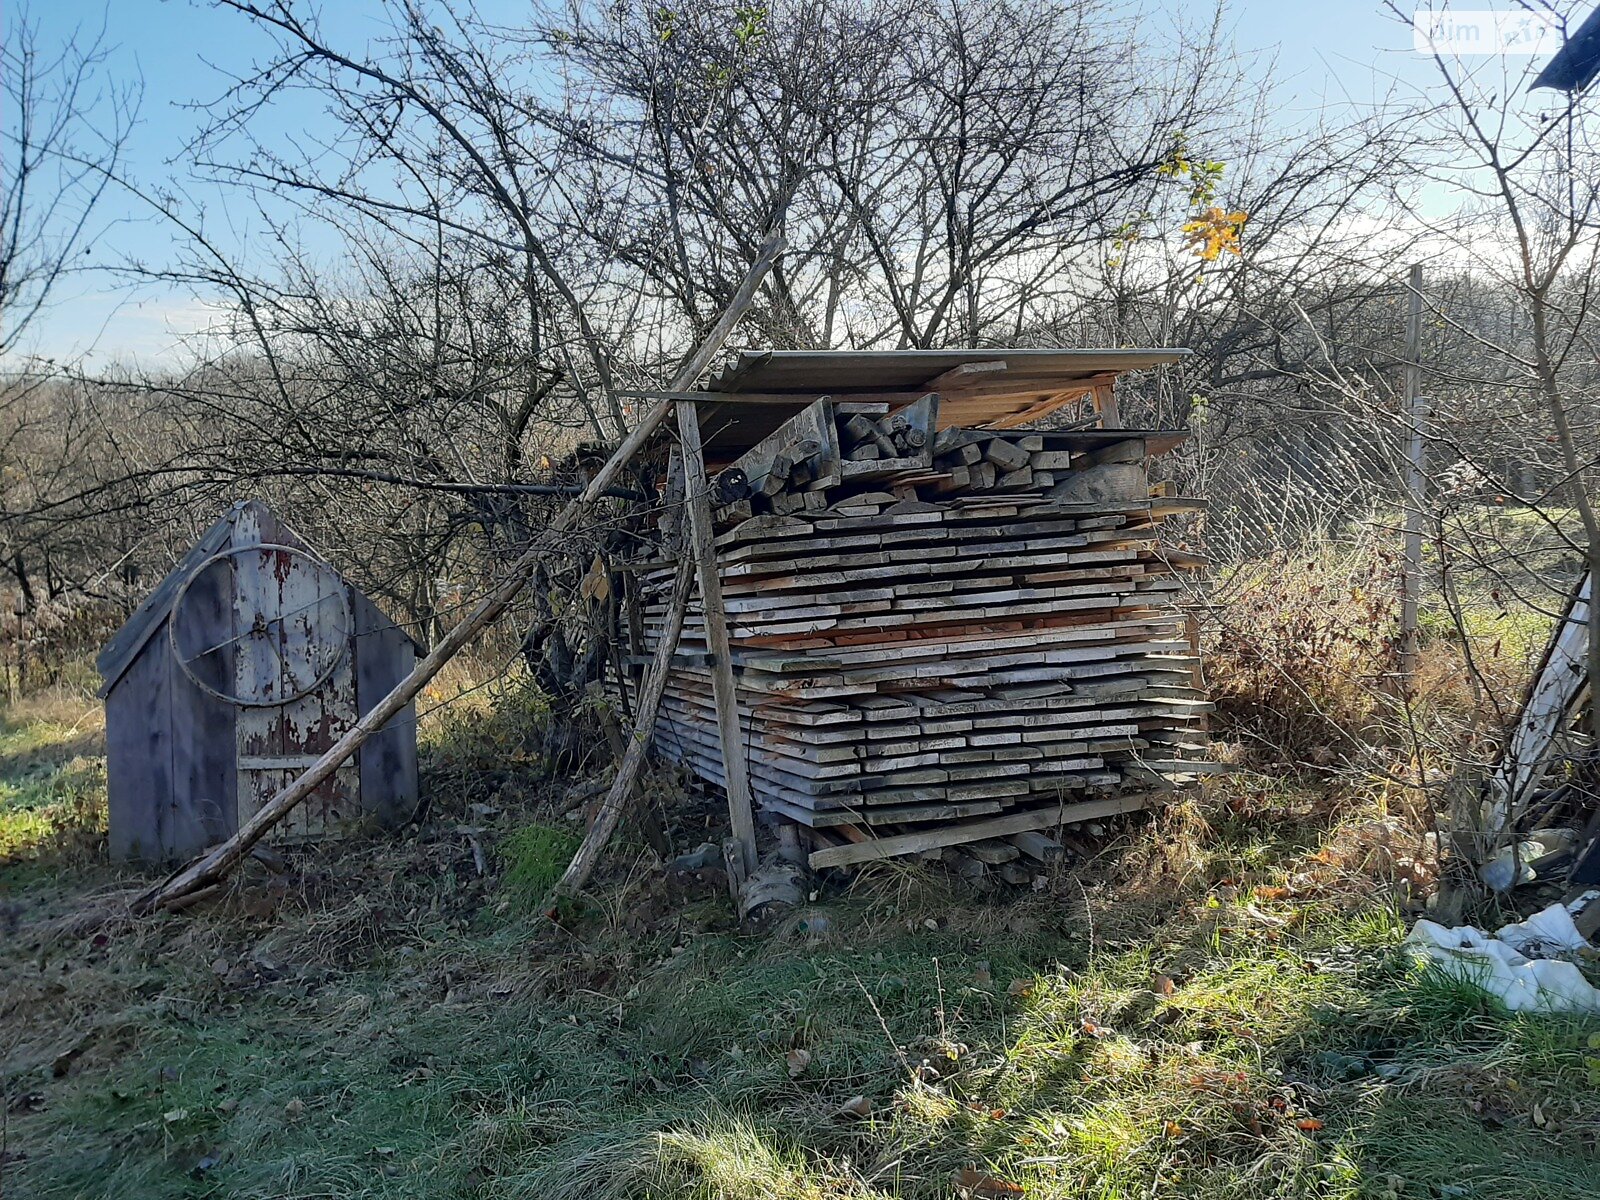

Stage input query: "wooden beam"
[
  {"left": 676, "top": 399, "right": 760, "bottom": 875},
  {"left": 807, "top": 793, "right": 1163, "bottom": 869},
  {"left": 1092, "top": 382, "right": 1121, "bottom": 426},
  {"left": 919, "top": 360, "right": 1009, "bottom": 393}
]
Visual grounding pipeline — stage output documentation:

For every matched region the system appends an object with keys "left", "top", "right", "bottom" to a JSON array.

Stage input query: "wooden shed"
[{"left": 97, "top": 500, "right": 421, "bottom": 862}]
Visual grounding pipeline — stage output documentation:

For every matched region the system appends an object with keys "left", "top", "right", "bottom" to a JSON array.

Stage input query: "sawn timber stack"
[{"left": 625, "top": 349, "right": 1212, "bottom": 870}]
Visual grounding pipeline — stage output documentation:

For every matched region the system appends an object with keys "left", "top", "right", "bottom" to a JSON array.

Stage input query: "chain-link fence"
[{"left": 1169, "top": 398, "right": 1413, "bottom": 565}]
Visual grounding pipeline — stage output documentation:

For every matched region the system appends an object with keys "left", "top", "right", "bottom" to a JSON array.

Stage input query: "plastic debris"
[
  {"left": 1406, "top": 902, "right": 1600, "bottom": 1013},
  {"left": 1478, "top": 828, "right": 1579, "bottom": 891}
]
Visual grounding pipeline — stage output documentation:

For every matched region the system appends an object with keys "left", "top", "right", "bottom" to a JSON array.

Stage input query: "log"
[
  {"left": 133, "top": 231, "right": 786, "bottom": 915},
  {"left": 554, "top": 554, "right": 695, "bottom": 896}
]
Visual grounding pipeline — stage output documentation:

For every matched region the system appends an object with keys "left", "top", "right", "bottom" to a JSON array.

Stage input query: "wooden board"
[{"left": 231, "top": 506, "right": 359, "bottom": 841}]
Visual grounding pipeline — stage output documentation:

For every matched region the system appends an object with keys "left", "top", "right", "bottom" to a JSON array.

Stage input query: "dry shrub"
[
  {"left": 1203, "top": 533, "right": 1510, "bottom": 777},
  {"left": 1204, "top": 537, "right": 1400, "bottom": 761}
]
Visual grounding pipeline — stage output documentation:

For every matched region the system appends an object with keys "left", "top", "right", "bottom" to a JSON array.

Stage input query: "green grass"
[
  {"left": 0, "top": 686, "right": 106, "bottom": 863},
  {"left": 3, "top": 703, "right": 1599, "bottom": 1199},
  {"left": 500, "top": 822, "right": 582, "bottom": 909}
]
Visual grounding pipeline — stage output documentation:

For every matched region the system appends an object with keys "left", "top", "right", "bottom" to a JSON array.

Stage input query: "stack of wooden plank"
[{"left": 635, "top": 394, "right": 1213, "bottom": 869}]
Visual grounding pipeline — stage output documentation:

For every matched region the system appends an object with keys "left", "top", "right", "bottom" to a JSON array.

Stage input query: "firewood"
[
  {"left": 841, "top": 414, "right": 881, "bottom": 448},
  {"left": 983, "top": 438, "right": 1031, "bottom": 472},
  {"left": 758, "top": 453, "right": 795, "bottom": 496},
  {"left": 1030, "top": 450, "right": 1075, "bottom": 470},
  {"left": 938, "top": 442, "right": 983, "bottom": 468}
]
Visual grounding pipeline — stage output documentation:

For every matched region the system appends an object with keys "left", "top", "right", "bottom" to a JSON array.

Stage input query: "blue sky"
[{"left": 0, "top": 1, "right": 1519, "bottom": 364}]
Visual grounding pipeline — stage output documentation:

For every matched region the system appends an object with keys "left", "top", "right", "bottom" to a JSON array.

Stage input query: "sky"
[{"left": 0, "top": 1, "right": 1571, "bottom": 365}]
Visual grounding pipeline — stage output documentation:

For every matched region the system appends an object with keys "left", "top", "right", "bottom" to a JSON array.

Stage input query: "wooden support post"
[
  {"left": 676, "top": 398, "right": 759, "bottom": 876},
  {"left": 133, "top": 232, "right": 784, "bottom": 915},
  {"left": 1399, "top": 263, "right": 1425, "bottom": 689},
  {"left": 1092, "top": 382, "right": 1121, "bottom": 427}
]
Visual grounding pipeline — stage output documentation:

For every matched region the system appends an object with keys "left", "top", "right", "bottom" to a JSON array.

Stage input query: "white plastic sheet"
[{"left": 1406, "top": 902, "right": 1600, "bottom": 1014}]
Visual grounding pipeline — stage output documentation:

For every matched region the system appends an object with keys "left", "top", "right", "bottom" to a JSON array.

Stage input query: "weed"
[
  {"left": 501, "top": 821, "right": 582, "bottom": 909},
  {"left": 0, "top": 684, "right": 107, "bottom": 866}
]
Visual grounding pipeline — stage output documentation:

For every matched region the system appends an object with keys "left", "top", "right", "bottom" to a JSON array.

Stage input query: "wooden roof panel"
[{"left": 693, "top": 347, "right": 1188, "bottom": 458}]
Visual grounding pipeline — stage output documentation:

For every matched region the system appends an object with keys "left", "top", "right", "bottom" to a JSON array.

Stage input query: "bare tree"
[
  {"left": 1402, "top": 1, "right": 1600, "bottom": 772},
  {"left": 0, "top": 9, "right": 137, "bottom": 357},
  {"left": 534, "top": 0, "right": 1263, "bottom": 349}
]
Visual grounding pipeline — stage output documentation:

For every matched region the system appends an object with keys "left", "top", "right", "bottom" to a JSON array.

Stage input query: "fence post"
[{"left": 1399, "top": 263, "right": 1426, "bottom": 689}]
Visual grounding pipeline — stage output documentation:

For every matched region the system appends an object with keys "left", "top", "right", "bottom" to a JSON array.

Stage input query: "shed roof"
[
  {"left": 692, "top": 347, "right": 1188, "bottom": 458},
  {"left": 96, "top": 500, "right": 422, "bottom": 698}
]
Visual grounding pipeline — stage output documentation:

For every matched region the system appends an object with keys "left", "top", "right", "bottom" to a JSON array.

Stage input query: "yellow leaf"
[{"left": 1182, "top": 206, "right": 1247, "bottom": 261}]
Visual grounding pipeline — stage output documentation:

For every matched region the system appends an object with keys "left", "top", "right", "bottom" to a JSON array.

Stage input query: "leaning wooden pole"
[
  {"left": 675, "top": 399, "right": 759, "bottom": 876},
  {"left": 134, "top": 233, "right": 784, "bottom": 915},
  {"left": 554, "top": 552, "right": 695, "bottom": 897}
]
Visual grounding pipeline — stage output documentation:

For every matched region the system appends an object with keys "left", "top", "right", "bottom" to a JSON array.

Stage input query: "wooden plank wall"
[{"left": 353, "top": 589, "right": 419, "bottom": 826}]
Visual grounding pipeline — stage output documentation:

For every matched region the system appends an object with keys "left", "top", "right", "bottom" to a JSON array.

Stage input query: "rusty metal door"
[{"left": 230, "top": 508, "right": 359, "bottom": 838}]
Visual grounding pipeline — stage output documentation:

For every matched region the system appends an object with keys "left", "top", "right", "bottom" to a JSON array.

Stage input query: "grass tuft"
[{"left": 501, "top": 821, "right": 582, "bottom": 909}]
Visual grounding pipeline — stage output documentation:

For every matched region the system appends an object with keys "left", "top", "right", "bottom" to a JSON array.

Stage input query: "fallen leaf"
[
  {"left": 835, "top": 1095, "right": 872, "bottom": 1119},
  {"left": 1254, "top": 885, "right": 1291, "bottom": 901},
  {"left": 1244, "top": 903, "right": 1288, "bottom": 927},
  {"left": 1297, "top": 1118, "right": 1324, "bottom": 1132},
  {"left": 951, "top": 1166, "right": 1025, "bottom": 1197},
  {"left": 217, "top": 1098, "right": 238, "bottom": 1114},
  {"left": 1531, "top": 1102, "right": 1547, "bottom": 1128},
  {"left": 163, "top": 1109, "right": 188, "bottom": 1124},
  {"left": 786, "top": 1048, "right": 812, "bottom": 1078}
]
